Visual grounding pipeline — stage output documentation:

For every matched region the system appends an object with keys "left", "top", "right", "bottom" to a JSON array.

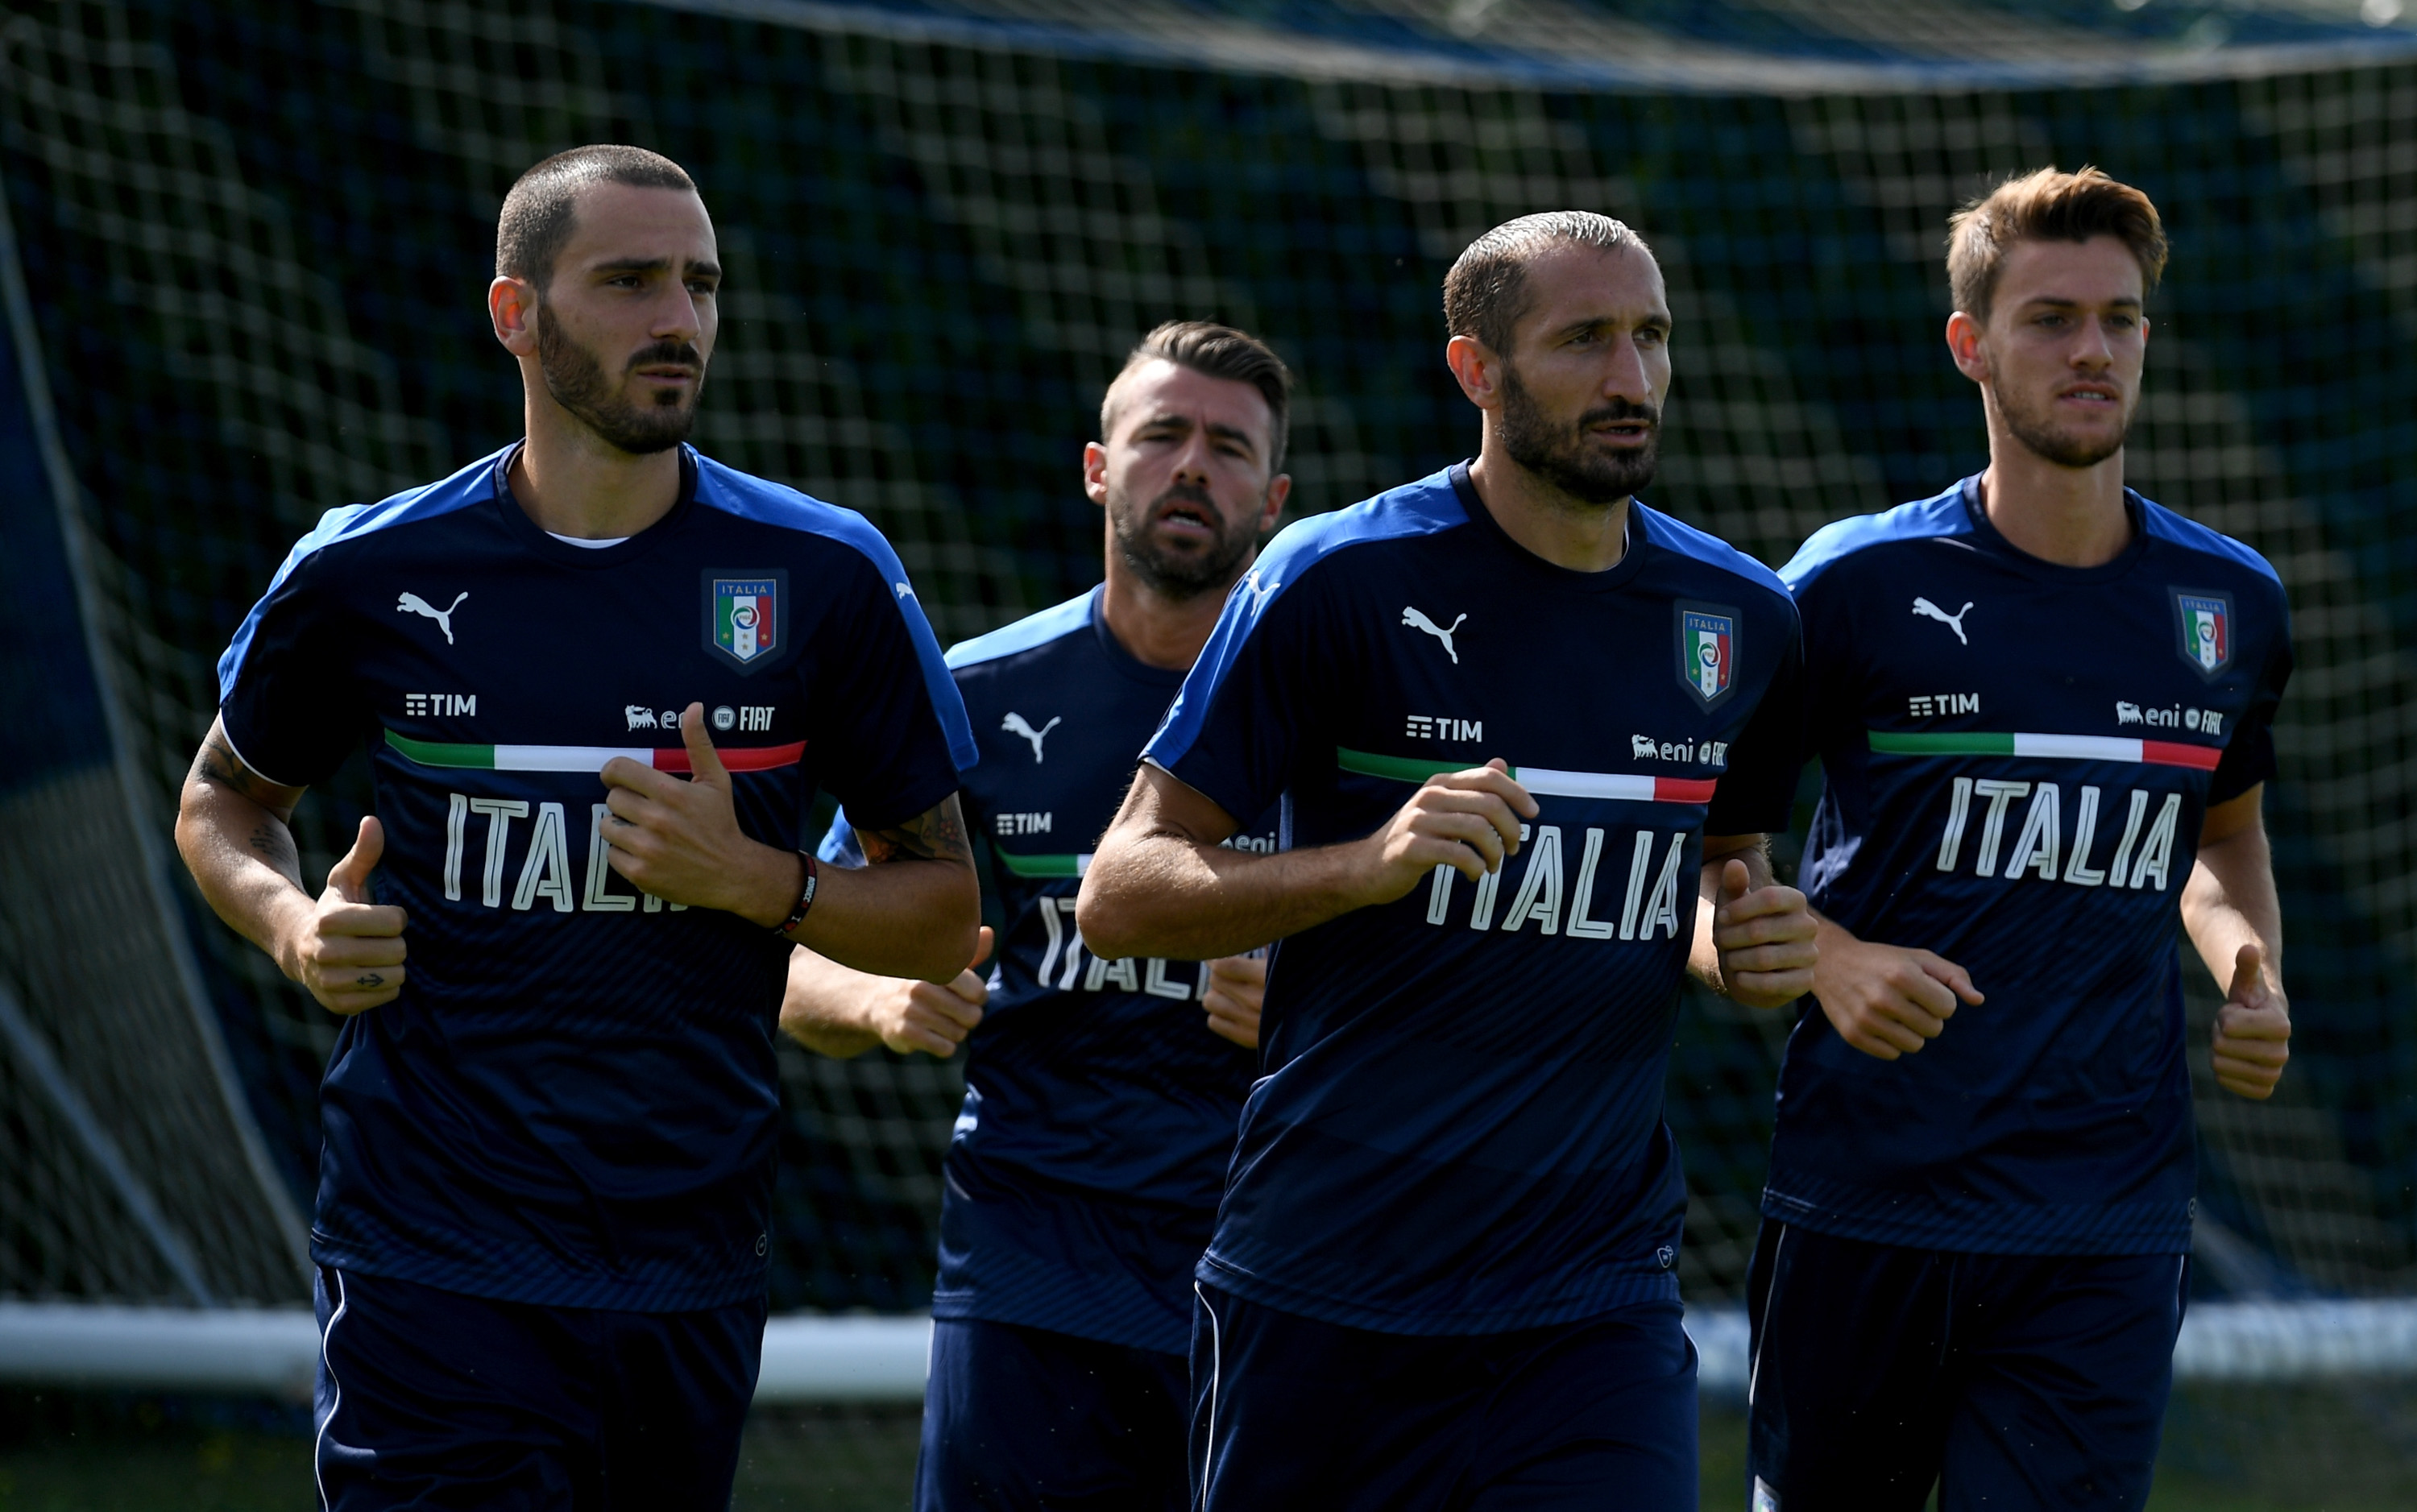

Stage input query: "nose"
[
  {"left": 1169, "top": 426, "right": 1213, "bottom": 486},
  {"left": 651, "top": 285, "right": 703, "bottom": 348},
  {"left": 1601, "top": 333, "right": 1655, "bottom": 405},
  {"left": 2073, "top": 315, "right": 2115, "bottom": 370}
]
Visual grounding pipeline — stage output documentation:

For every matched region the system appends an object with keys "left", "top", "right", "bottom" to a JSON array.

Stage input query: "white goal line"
[{"left": 2, "top": 1301, "right": 2410, "bottom": 1403}]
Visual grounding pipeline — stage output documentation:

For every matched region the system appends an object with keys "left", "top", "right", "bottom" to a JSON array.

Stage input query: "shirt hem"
[
  {"left": 1758, "top": 1187, "right": 2193, "bottom": 1257},
  {"left": 310, "top": 1236, "right": 768, "bottom": 1314},
  {"left": 931, "top": 1290, "right": 1188, "bottom": 1357},
  {"left": 1192, "top": 1253, "right": 1680, "bottom": 1337}
]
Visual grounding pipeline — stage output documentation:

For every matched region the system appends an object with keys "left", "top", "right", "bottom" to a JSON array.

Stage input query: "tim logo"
[
  {"left": 2173, "top": 589, "right": 2233, "bottom": 678},
  {"left": 404, "top": 693, "right": 476, "bottom": 718},
  {"left": 1406, "top": 714, "right": 1482, "bottom": 742},
  {"left": 703, "top": 570, "right": 788, "bottom": 674},
  {"left": 1674, "top": 601, "right": 1739, "bottom": 710}
]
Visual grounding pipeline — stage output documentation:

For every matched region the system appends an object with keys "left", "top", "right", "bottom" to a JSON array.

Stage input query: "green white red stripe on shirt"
[
  {"left": 385, "top": 729, "right": 806, "bottom": 774},
  {"left": 1337, "top": 747, "right": 1718, "bottom": 804},
  {"left": 1868, "top": 730, "right": 2220, "bottom": 771},
  {"left": 996, "top": 851, "right": 1091, "bottom": 879}
]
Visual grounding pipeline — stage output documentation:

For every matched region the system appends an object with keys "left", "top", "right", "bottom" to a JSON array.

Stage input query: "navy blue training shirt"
[
  {"left": 1142, "top": 463, "right": 1804, "bottom": 1336},
  {"left": 217, "top": 443, "right": 975, "bottom": 1311},
  {"left": 1765, "top": 478, "right": 2291, "bottom": 1256},
  {"left": 823, "top": 587, "right": 1277, "bottom": 1353}
]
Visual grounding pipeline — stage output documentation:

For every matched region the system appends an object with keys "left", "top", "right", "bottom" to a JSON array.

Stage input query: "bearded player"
[
  {"left": 176, "top": 146, "right": 980, "bottom": 1507},
  {"left": 1077, "top": 213, "right": 1819, "bottom": 1510},
  {"left": 1746, "top": 168, "right": 2294, "bottom": 1511},
  {"left": 782, "top": 321, "right": 1292, "bottom": 1510}
]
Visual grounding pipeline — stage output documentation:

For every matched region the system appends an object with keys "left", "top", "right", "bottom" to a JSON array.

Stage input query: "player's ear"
[
  {"left": 491, "top": 275, "right": 539, "bottom": 355},
  {"left": 1943, "top": 310, "right": 1988, "bottom": 384},
  {"left": 1082, "top": 440, "right": 1110, "bottom": 507},
  {"left": 1445, "top": 333, "right": 1505, "bottom": 411},
  {"left": 1258, "top": 473, "right": 1291, "bottom": 532}
]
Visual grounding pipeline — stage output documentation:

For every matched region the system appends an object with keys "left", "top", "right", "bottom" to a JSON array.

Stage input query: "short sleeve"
[
  {"left": 2208, "top": 599, "right": 2293, "bottom": 806},
  {"left": 216, "top": 551, "right": 366, "bottom": 787},
  {"left": 1785, "top": 565, "right": 1864, "bottom": 773},
  {"left": 1142, "top": 574, "right": 1322, "bottom": 830},
  {"left": 803, "top": 557, "right": 969, "bottom": 834},
  {"left": 815, "top": 809, "right": 868, "bottom": 867},
  {"left": 1706, "top": 613, "right": 1807, "bottom": 836}
]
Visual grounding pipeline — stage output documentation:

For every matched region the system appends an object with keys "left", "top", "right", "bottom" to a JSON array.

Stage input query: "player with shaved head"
[
  {"left": 176, "top": 145, "right": 981, "bottom": 1507},
  {"left": 1748, "top": 167, "right": 2294, "bottom": 1511},
  {"left": 1077, "top": 213, "right": 1818, "bottom": 1509}
]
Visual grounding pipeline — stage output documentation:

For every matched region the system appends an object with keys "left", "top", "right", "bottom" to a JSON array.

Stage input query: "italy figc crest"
[
  {"left": 1676, "top": 601, "right": 1739, "bottom": 710},
  {"left": 2173, "top": 588, "right": 2233, "bottom": 679},
  {"left": 703, "top": 570, "right": 787, "bottom": 673}
]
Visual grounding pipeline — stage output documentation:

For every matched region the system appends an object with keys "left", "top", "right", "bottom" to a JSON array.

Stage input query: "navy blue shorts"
[
  {"left": 312, "top": 1265, "right": 765, "bottom": 1510},
  {"left": 916, "top": 1316, "right": 1188, "bottom": 1511},
  {"left": 1189, "top": 1282, "right": 1698, "bottom": 1512},
  {"left": 1744, "top": 1223, "right": 2189, "bottom": 1512}
]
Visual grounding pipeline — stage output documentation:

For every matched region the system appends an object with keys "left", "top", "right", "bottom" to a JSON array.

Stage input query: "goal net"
[{"left": 4, "top": 0, "right": 2415, "bottom": 1489}]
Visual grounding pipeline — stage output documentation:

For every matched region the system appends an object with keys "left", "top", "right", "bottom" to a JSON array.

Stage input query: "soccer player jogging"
[
  {"left": 173, "top": 147, "right": 983, "bottom": 1509},
  {"left": 781, "top": 321, "right": 1293, "bottom": 1510},
  {"left": 1745, "top": 168, "right": 2293, "bottom": 1512},
  {"left": 1076, "top": 213, "right": 1820, "bottom": 1510}
]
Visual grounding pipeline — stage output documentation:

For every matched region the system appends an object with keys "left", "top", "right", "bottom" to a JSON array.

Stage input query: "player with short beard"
[
  {"left": 175, "top": 145, "right": 982, "bottom": 1509},
  {"left": 533, "top": 298, "right": 705, "bottom": 456},
  {"left": 1077, "top": 214, "right": 1819, "bottom": 1510},
  {"left": 1747, "top": 168, "right": 2295, "bottom": 1511},
  {"left": 784, "top": 322, "right": 1291, "bottom": 1511}
]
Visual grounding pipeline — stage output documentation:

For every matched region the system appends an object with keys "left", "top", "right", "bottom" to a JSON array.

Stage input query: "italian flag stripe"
[
  {"left": 1336, "top": 748, "right": 1718, "bottom": 805},
  {"left": 997, "top": 851, "right": 1090, "bottom": 879},
  {"left": 385, "top": 729, "right": 807, "bottom": 773},
  {"left": 1868, "top": 730, "right": 2221, "bottom": 771}
]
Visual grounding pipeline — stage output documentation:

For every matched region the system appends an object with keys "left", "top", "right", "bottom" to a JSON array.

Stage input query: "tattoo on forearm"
[
  {"left": 247, "top": 821, "right": 296, "bottom": 865},
  {"left": 856, "top": 795, "right": 974, "bottom": 867}
]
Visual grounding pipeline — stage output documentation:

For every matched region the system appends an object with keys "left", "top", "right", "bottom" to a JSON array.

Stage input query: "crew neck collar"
[
  {"left": 1447, "top": 461, "right": 1646, "bottom": 594},
  {"left": 491, "top": 441, "right": 699, "bottom": 567},
  {"left": 1088, "top": 584, "right": 1190, "bottom": 690},
  {"left": 1957, "top": 474, "right": 2149, "bottom": 586}
]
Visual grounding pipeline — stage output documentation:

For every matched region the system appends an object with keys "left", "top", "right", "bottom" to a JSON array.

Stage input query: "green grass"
[{"left": 6, "top": 1389, "right": 2414, "bottom": 1510}]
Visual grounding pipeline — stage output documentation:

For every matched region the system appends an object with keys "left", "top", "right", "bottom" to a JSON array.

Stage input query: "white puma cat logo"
[
  {"left": 1241, "top": 570, "right": 1281, "bottom": 614},
  {"left": 1911, "top": 597, "right": 1974, "bottom": 645},
  {"left": 1401, "top": 607, "right": 1467, "bottom": 665},
  {"left": 1001, "top": 712, "right": 1062, "bottom": 763},
  {"left": 397, "top": 590, "right": 469, "bottom": 645}
]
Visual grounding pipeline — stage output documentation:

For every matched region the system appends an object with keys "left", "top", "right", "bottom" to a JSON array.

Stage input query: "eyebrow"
[
  {"left": 588, "top": 256, "right": 723, "bottom": 281},
  {"left": 2020, "top": 295, "right": 2141, "bottom": 310},
  {"left": 1555, "top": 312, "right": 1672, "bottom": 340},
  {"left": 1138, "top": 412, "right": 1261, "bottom": 454}
]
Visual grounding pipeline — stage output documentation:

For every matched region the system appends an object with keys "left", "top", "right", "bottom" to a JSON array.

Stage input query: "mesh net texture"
[{"left": 2, "top": 0, "right": 2415, "bottom": 1349}]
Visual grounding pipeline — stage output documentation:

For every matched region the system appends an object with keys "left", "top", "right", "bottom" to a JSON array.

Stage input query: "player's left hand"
[
  {"left": 1711, "top": 860, "right": 1817, "bottom": 1009},
  {"left": 600, "top": 702, "right": 795, "bottom": 924},
  {"left": 2212, "top": 942, "right": 2290, "bottom": 1100},
  {"left": 1203, "top": 953, "right": 1267, "bottom": 1050}
]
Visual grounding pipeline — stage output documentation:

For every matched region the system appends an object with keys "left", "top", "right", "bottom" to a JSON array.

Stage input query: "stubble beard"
[
  {"left": 1989, "top": 354, "right": 2133, "bottom": 470},
  {"left": 1497, "top": 362, "right": 1660, "bottom": 508},
  {"left": 537, "top": 301, "right": 703, "bottom": 456},
  {"left": 1109, "top": 480, "right": 1257, "bottom": 601}
]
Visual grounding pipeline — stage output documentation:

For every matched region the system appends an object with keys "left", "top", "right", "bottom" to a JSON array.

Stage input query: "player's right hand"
[
  {"left": 1358, "top": 759, "right": 1538, "bottom": 901},
  {"left": 283, "top": 817, "right": 408, "bottom": 1017},
  {"left": 862, "top": 926, "right": 990, "bottom": 1058},
  {"left": 1813, "top": 922, "right": 1981, "bottom": 1060}
]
